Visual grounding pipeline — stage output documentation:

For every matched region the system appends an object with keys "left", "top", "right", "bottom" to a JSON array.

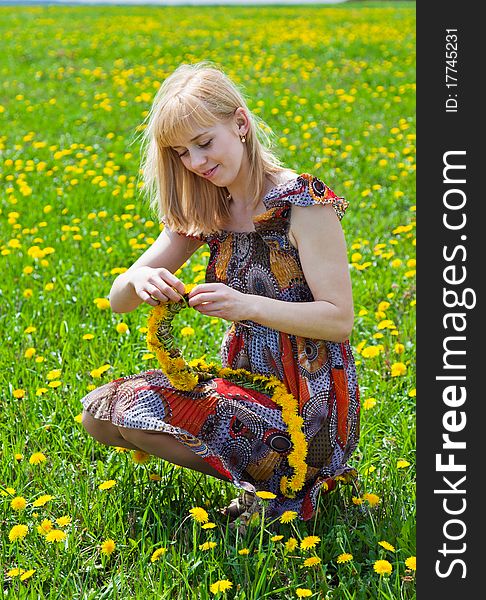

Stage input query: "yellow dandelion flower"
[
  {"left": 101, "top": 539, "right": 116, "bottom": 555},
  {"left": 116, "top": 323, "right": 129, "bottom": 334},
  {"left": 8, "top": 567, "right": 26, "bottom": 577},
  {"left": 11, "top": 496, "right": 27, "bottom": 511},
  {"left": 361, "top": 346, "right": 381, "bottom": 359},
  {"left": 303, "top": 556, "right": 322, "bottom": 567},
  {"left": 405, "top": 556, "right": 416, "bottom": 571},
  {"left": 285, "top": 537, "right": 299, "bottom": 552},
  {"left": 255, "top": 490, "right": 277, "bottom": 500},
  {"left": 98, "top": 480, "right": 116, "bottom": 490},
  {"left": 280, "top": 510, "right": 298, "bottom": 523},
  {"left": 13, "top": 389, "right": 26, "bottom": 399},
  {"left": 296, "top": 589, "right": 312, "bottom": 598},
  {"left": 82, "top": 334, "right": 95, "bottom": 340},
  {"left": 391, "top": 362, "right": 407, "bottom": 377},
  {"left": 394, "top": 343, "right": 405, "bottom": 354},
  {"left": 397, "top": 459, "right": 411, "bottom": 469},
  {"left": 271, "top": 535, "right": 284, "bottom": 542},
  {"left": 56, "top": 516, "right": 72, "bottom": 527},
  {"left": 29, "top": 452, "right": 47, "bottom": 465},
  {"left": 352, "top": 496, "right": 364, "bottom": 505},
  {"left": 378, "top": 301, "right": 390, "bottom": 312},
  {"left": 201, "top": 522, "right": 217, "bottom": 529},
  {"left": 189, "top": 506, "right": 209, "bottom": 524},
  {"left": 150, "top": 547, "right": 167, "bottom": 562},
  {"left": 300, "top": 536, "right": 321, "bottom": 550},
  {"left": 210, "top": 579, "right": 233, "bottom": 594},
  {"left": 363, "top": 397, "right": 377, "bottom": 410},
  {"left": 37, "top": 519, "right": 53, "bottom": 535},
  {"left": 94, "top": 298, "right": 110, "bottom": 310},
  {"left": 238, "top": 548, "right": 250, "bottom": 555},
  {"left": 373, "top": 559, "right": 392, "bottom": 575},
  {"left": 24, "top": 347, "right": 36, "bottom": 359},
  {"left": 20, "top": 569, "right": 36, "bottom": 581},
  {"left": 9, "top": 524, "right": 29, "bottom": 542},
  {"left": 199, "top": 541, "right": 217, "bottom": 551},
  {"left": 32, "top": 495, "right": 53, "bottom": 507},
  {"left": 46, "top": 370, "right": 61, "bottom": 380},
  {"left": 378, "top": 541, "right": 396, "bottom": 552},
  {"left": 14, "top": 453, "right": 23, "bottom": 461},
  {"left": 363, "top": 493, "right": 380, "bottom": 506},
  {"left": 181, "top": 326, "right": 195, "bottom": 336},
  {"left": 337, "top": 553, "right": 353, "bottom": 564},
  {"left": 45, "top": 529, "right": 66, "bottom": 543},
  {"left": 132, "top": 450, "right": 150, "bottom": 464},
  {"left": 149, "top": 473, "right": 162, "bottom": 481}
]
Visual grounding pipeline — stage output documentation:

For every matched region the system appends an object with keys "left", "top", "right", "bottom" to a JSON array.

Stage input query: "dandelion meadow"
[{"left": 0, "top": 2, "right": 416, "bottom": 598}]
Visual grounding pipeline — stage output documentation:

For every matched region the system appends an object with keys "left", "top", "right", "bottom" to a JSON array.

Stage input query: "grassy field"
[{"left": 0, "top": 2, "right": 416, "bottom": 598}]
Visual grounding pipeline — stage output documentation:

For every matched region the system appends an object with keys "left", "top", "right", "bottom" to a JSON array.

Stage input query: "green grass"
[{"left": 0, "top": 2, "right": 415, "bottom": 598}]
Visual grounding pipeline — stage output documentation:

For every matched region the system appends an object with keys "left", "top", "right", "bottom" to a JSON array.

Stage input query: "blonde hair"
[{"left": 138, "top": 61, "right": 291, "bottom": 236}]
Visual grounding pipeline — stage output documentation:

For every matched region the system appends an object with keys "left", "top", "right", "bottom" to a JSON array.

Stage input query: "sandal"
[{"left": 218, "top": 490, "right": 261, "bottom": 524}]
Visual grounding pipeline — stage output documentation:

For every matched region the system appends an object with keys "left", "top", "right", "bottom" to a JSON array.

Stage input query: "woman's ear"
[{"left": 234, "top": 107, "right": 249, "bottom": 135}]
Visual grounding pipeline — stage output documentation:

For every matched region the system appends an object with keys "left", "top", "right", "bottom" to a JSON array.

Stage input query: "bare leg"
[
  {"left": 82, "top": 409, "right": 140, "bottom": 450},
  {"left": 117, "top": 426, "right": 232, "bottom": 483}
]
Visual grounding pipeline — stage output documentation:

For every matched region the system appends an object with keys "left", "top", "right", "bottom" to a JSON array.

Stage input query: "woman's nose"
[{"left": 190, "top": 149, "right": 207, "bottom": 170}]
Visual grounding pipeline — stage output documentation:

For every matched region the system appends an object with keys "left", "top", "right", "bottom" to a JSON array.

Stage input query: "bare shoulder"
[
  {"left": 289, "top": 203, "right": 339, "bottom": 249},
  {"left": 277, "top": 169, "right": 299, "bottom": 184}
]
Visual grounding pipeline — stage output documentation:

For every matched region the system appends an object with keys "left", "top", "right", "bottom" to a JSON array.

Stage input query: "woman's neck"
[{"left": 226, "top": 170, "right": 294, "bottom": 209}]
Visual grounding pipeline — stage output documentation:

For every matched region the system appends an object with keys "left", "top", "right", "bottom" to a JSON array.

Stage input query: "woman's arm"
[
  {"left": 189, "top": 204, "right": 354, "bottom": 342},
  {"left": 110, "top": 227, "right": 203, "bottom": 313}
]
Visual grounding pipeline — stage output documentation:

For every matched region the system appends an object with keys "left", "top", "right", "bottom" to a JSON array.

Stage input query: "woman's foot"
[{"left": 219, "top": 490, "right": 261, "bottom": 523}]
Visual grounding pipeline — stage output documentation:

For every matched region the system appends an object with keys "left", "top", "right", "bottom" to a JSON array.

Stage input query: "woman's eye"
[{"left": 176, "top": 140, "right": 211, "bottom": 158}]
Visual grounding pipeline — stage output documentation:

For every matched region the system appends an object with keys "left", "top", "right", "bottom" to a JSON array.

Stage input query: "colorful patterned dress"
[{"left": 80, "top": 173, "right": 360, "bottom": 521}]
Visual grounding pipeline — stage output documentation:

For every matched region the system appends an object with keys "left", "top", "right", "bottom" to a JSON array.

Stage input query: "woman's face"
[{"left": 171, "top": 112, "right": 249, "bottom": 188}]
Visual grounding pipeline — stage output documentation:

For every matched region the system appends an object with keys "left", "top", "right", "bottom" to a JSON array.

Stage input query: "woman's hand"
[
  {"left": 188, "top": 283, "right": 251, "bottom": 321},
  {"left": 130, "top": 266, "right": 186, "bottom": 307}
]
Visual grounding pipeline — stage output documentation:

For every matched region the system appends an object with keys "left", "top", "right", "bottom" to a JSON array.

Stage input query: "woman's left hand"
[{"left": 188, "top": 283, "right": 252, "bottom": 321}]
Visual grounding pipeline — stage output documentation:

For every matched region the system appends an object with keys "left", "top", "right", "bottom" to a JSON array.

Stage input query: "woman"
[{"left": 80, "top": 61, "right": 360, "bottom": 522}]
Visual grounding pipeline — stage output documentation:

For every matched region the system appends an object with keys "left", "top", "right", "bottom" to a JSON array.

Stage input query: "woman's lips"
[{"left": 201, "top": 165, "right": 218, "bottom": 178}]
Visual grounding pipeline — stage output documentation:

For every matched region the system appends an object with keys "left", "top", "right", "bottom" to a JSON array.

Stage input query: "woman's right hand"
[{"left": 130, "top": 266, "right": 186, "bottom": 307}]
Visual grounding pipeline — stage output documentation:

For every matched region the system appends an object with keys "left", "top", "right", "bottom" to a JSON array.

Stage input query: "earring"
[{"left": 240, "top": 134, "right": 246, "bottom": 143}]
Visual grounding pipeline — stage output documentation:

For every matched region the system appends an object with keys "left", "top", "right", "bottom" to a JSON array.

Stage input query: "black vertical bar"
[{"left": 418, "top": 2, "right": 481, "bottom": 596}]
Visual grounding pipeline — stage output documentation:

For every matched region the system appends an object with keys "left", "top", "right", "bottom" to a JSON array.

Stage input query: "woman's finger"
[
  {"left": 188, "top": 282, "right": 221, "bottom": 298},
  {"left": 161, "top": 284, "right": 185, "bottom": 302},
  {"left": 158, "top": 269, "right": 186, "bottom": 295},
  {"left": 189, "top": 292, "right": 220, "bottom": 307},
  {"left": 194, "top": 302, "right": 219, "bottom": 314},
  {"left": 140, "top": 290, "right": 162, "bottom": 307}
]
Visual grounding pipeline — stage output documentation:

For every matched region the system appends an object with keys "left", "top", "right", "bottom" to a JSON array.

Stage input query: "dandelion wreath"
[{"left": 146, "top": 293, "right": 308, "bottom": 497}]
